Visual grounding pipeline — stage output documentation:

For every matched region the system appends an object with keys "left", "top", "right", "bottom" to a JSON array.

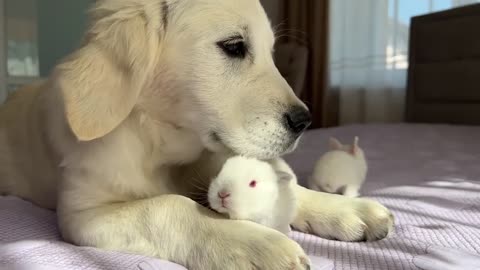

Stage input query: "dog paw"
[
  {"left": 353, "top": 198, "right": 394, "bottom": 241},
  {"left": 296, "top": 190, "right": 394, "bottom": 242},
  {"left": 193, "top": 221, "right": 311, "bottom": 270},
  {"left": 325, "top": 198, "right": 394, "bottom": 242}
]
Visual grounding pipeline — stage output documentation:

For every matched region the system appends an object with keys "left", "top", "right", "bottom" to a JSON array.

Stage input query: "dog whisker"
[
  {"left": 189, "top": 180, "right": 208, "bottom": 193},
  {"left": 188, "top": 191, "right": 207, "bottom": 196}
]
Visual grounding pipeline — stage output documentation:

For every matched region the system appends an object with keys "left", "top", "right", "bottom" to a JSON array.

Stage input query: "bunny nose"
[{"left": 218, "top": 190, "right": 231, "bottom": 199}]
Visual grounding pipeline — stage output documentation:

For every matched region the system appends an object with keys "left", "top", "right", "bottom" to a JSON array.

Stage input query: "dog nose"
[
  {"left": 218, "top": 190, "right": 231, "bottom": 199},
  {"left": 284, "top": 106, "right": 312, "bottom": 134}
]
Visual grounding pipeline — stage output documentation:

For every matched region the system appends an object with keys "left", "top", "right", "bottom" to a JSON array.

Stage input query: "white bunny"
[
  {"left": 208, "top": 156, "right": 296, "bottom": 234},
  {"left": 308, "top": 137, "right": 367, "bottom": 197}
]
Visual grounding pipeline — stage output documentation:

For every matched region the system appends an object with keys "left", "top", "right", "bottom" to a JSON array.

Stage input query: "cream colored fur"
[
  {"left": 0, "top": 0, "right": 393, "bottom": 269},
  {"left": 207, "top": 156, "right": 297, "bottom": 235},
  {"left": 309, "top": 137, "right": 368, "bottom": 197}
]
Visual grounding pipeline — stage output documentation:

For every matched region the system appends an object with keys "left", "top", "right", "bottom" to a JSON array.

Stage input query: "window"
[
  {"left": 6, "top": 0, "right": 39, "bottom": 77},
  {"left": 0, "top": 0, "right": 92, "bottom": 104},
  {"left": 386, "top": 0, "right": 480, "bottom": 70},
  {"left": 329, "top": 0, "right": 480, "bottom": 124}
]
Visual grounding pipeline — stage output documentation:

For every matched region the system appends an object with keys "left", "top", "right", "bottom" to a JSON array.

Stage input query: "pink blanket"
[
  {"left": 2, "top": 124, "right": 480, "bottom": 269},
  {"left": 285, "top": 124, "right": 480, "bottom": 270}
]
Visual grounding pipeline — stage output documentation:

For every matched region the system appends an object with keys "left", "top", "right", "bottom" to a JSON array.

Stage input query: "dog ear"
[{"left": 53, "top": 2, "right": 163, "bottom": 141}]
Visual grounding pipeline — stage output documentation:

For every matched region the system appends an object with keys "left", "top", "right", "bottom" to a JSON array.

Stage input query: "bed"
[
  {"left": 287, "top": 124, "right": 480, "bottom": 270},
  {"left": 1, "top": 124, "right": 480, "bottom": 270},
  {"left": 2, "top": 4, "right": 480, "bottom": 270}
]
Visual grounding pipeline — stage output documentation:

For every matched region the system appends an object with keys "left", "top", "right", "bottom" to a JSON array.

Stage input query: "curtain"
[
  {"left": 277, "top": 0, "right": 330, "bottom": 128},
  {"left": 329, "top": 0, "right": 480, "bottom": 125}
]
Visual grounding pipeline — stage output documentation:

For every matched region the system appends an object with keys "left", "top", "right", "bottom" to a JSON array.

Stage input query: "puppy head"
[
  {"left": 163, "top": 0, "right": 311, "bottom": 159},
  {"left": 55, "top": 0, "right": 310, "bottom": 160}
]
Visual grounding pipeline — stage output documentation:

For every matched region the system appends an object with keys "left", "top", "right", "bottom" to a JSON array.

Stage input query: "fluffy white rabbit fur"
[
  {"left": 308, "top": 137, "right": 367, "bottom": 198},
  {"left": 208, "top": 156, "right": 296, "bottom": 234}
]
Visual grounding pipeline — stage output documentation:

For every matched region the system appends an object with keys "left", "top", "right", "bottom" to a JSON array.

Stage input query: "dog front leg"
[
  {"left": 57, "top": 194, "right": 311, "bottom": 270},
  {"left": 268, "top": 158, "right": 393, "bottom": 241},
  {"left": 292, "top": 185, "right": 394, "bottom": 241}
]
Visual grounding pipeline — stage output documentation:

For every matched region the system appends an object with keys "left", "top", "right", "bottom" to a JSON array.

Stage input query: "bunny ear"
[
  {"left": 329, "top": 137, "right": 343, "bottom": 150},
  {"left": 350, "top": 136, "right": 360, "bottom": 156},
  {"left": 276, "top": 171, "right": 293, "bottom": 182}
]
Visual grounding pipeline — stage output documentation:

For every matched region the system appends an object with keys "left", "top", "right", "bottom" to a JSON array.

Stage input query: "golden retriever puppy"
[{"left": 0, "top": 0, "right": 393, "bottom": 269}]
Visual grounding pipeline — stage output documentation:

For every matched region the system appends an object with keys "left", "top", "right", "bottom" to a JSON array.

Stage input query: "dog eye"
[
  {"left": 249, "top": 180, "right": 257, "bottom": 188},
  {"left": 218, "top": 40, "right": 247, "bottom": 58}
]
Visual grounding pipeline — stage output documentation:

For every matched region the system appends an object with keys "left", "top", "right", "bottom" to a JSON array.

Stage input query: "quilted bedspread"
[{"left": 1, "top": 124, "right": 480, "bottom": 270}]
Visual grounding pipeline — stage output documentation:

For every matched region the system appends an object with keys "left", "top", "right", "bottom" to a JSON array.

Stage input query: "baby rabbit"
[
  {"left": 308, "top": 137, "right": 367, "bottom": 197},
  {"left": 208, "top": 156, "right": 296, "bottom": 234}
]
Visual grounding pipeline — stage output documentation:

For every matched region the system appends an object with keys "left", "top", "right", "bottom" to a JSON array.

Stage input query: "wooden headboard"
[{"left": 406, "top": 4, "right": 480, "bottom": 125}]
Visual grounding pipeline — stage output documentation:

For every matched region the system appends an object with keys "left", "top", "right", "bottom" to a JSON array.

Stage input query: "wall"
[
  {"left": 37, "top": 0, "right": 94, "bottom": 77},
  {"left": 37, "top": 0, "right": 277, "bottom": 77}
]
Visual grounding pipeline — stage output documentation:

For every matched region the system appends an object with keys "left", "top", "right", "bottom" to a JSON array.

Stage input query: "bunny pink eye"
[{"left": 249, "top": 180, "right": 257, "bottom": 188}]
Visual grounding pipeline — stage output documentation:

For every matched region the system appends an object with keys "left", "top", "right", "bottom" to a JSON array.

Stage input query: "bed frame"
[{"left": 406, "top": 4, "right": 480, "bottom": 125}]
